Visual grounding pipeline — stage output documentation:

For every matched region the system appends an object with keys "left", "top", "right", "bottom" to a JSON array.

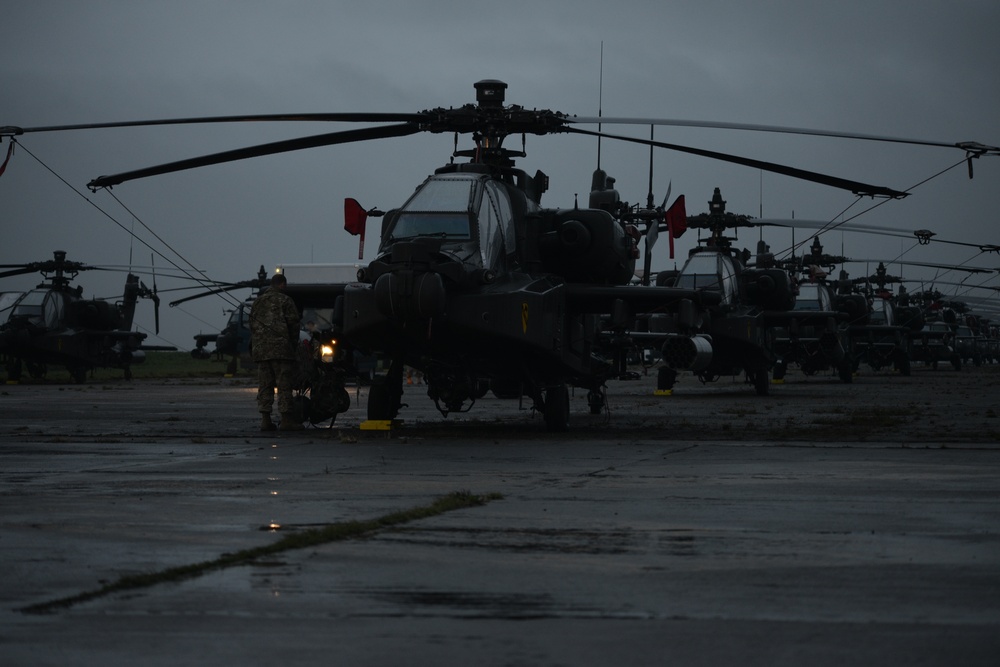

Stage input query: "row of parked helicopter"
[
  {"left": 5, "top": 181, "right": 994, "bottom": 431},
  {"left": 2, "top": 80, "right": 997, "bottom": 430}
]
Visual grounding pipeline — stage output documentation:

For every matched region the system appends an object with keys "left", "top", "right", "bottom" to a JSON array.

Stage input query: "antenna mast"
[{"left": 597, "top": 41, "right": 603, "bottom": 169}]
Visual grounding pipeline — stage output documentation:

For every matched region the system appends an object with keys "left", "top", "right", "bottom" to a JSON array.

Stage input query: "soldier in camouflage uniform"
[{"left": 250, "top": 274, "right": 304, "bottom": 431}]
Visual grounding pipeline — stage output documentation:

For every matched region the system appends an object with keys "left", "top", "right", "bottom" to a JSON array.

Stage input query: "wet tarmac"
[{"left": 2, "top": 367, "right": 999, "bottom": 665}]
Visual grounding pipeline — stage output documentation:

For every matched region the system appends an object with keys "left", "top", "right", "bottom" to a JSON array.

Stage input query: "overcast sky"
[{"left": 2, "top": 0, "right": 998, "bottom": 350}]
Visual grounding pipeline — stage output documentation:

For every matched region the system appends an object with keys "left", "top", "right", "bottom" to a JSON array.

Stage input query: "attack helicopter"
[
  {"left": 846, "top": 260, "right": 997, "bottom": 373},
  {"left": 745, "top": 217, "right": 999, "bottom": 377},
  {"left": 646, "top": 187, "right": 837, "bottom": 395},
  {"left": 909, "top": 318, "right": 962, "bottom": 370},
  {"left": 0, "top": 251, "right": 165, "bottom": 382},
  {"left": 769, "top": 239, "right": 997, "bottom": 382},
  {"left": 837, "top": 262, "right": 922, "bottom": 376},
  {"left": 8, "top": 79, "right": 997, "bottom": 427},
  {"left": 906, "top": 286, "right": 1000, "bottom": 367},
  {"left": 770, "top": 237, "right": 855, "bottom": 383}
]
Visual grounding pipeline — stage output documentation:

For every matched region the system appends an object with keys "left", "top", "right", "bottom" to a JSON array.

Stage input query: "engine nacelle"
[
  {"left": 537, "top": 208, "right": 636, "bottom": 285},
  {"left": 661, "top": 334, "right": 713, "bottom": 372},
  {"left": 72, "top": 299, "right": 123, "bottom": 330},
  {"left": 834, "top": 294, "right": 870, "bottom": 326},
  {"left": 374, "top": 270, "right": 447, "bottom": 321},
  {"left": 742, "top": 268, "right": 795, "bottom": 310},
  {"left": 895, "top": 305, "right": 925, "bottom": 332}
]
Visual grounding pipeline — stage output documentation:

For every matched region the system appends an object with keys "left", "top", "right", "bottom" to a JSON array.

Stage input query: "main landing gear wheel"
[
  {"left": 6, "top": 358, "right": 23, "bottom": 382},
  {"left": 753, "top": 366, "right": 770, "bottom": 396},
  {"left": 586, "top": 387, "right": 606, "bottom": 415},
  {"left": 367, "top": 371, "right": 403, "bottom": 421},
  {"left": 838, "top": 355, "right": 854, "bottom": 383},
  {"left": 543, "top": 384, "right": 570, "bottom": 432},
  {"left": 772, "top": 360, "right": 787, "bottom": 382},
  {"left": 895, "top": 351, "right": 912, "bottom": 377}
]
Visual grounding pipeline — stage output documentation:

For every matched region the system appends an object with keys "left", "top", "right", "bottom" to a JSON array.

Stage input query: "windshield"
[
  {"left": 387, "top": 176, "right": 475, "bottom": 243},
  {"left": 794, "top": 284, "right": 831, "bottom": 311},
  {"left": 869, "top": 299, "right": 890, "bottom": 324},
  {"left": 382, "top": 173, "right": 516, "bottom": 273},
  {"left": 478, "top": 180, "right": 514, "bottom": 269},
  {"left": 794, "top": 284, "right": 821, "bottom": 311},
  {"left": 675, "top": 253, "right": 736, "bottom": 304},
  {"left": 389, "top": 213, "right": 470, "bottom": 240},
  {"left": 676, "top": 254, "right": 722, "bottom": 290},
  {"left": 12, "top": 290, "right": 47, "bottom": 317},
  {"left": 403, "top": 177, "right": 476, "bottom": 212},
  {"left": 0, "top": 291, "right": 24, "bottom": 323}
]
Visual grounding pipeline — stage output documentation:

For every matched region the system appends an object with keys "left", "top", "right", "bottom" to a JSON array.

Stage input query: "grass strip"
[{"left": 21, "top": 490, "right": 501, "bottom": 615}]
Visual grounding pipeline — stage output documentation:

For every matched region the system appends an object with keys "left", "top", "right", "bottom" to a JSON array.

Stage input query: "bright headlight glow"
[{"left": 321, "top": 344, "right": 335, "bottom": 363}]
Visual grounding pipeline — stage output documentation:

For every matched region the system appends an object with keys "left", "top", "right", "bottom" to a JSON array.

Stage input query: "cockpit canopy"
[
  {"left": 380, "top": 174, "right": 516, "bottom": 273},
  {"left": 0, "top": 291, "right": 25, "bottom": 325},
  {"left": 793, "top": 283, "right": 833, "bottom": 311},
  {"left": 9, "top": 289, "right": 67, "bottom": 329},
  {"left": 675, "top": 251, "right": 738, "bottom": 305},
  {"left": 869, "top": 298, "right": 894, "bottom": 324}
]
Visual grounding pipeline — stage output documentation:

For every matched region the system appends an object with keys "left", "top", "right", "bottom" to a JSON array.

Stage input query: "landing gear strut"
[
  {"left": 542, "top": 384, "right": 570, "bottom": 432},
  {"left": 367, "top": 359, "right": 405, "bottom": 421}
]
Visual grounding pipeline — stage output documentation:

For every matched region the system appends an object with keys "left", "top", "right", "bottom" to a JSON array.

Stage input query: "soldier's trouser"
[{"left": 256, "top": 359, "right": 294, "bottom": 415}]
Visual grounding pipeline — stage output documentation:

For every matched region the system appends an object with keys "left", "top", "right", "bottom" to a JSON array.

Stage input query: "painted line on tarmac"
[{"left": 19, "top": 490, "right": 502, "bottom": 615}]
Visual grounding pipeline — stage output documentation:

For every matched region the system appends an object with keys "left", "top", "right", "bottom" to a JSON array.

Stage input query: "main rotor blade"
[
  {"left": 2, "top": 113, "right": 423, "bottom": 136},
  {"left": 168, "top": 279, "right": 268, "bottom": 306},
  {"left": 0, "top": 267, "right": 40, "bottom": 279},
  {"left": 169, "top": 287, "right": 245, "bottom": 307},
  {"left": 844, "top": 259, "right": 995, "bottom": 274},
  {"left": 899, "top": 279, "right": 1000, "bottom": 291},
  {"left": 0, "top": 264, "right": 111, "bottom": 278},
  {"left": 756, "top": 219, "right": 1000, "bottom": 252},
  {"left": 562, "top": 126, "right": 908, "bottom": 198},
  {"left": 89, "top": 123, "right": 422, "bottom": 188},
  {"left": 568, "top": 116, "right": 1000, "bottom": 156},
  {"left": 754, "top": 218, "right": 914, "bottom": 238}
]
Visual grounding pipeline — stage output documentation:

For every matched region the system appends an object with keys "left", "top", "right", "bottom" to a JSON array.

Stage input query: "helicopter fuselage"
[
  {"left": 0, "top": 281, "right": 147, "bottom": 382},
  {"left": 340, "top": 165, "right": 639, "bottom": 414}
]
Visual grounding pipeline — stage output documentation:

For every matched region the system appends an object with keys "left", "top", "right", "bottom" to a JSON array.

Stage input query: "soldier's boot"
[
  {"left": 279, "top": 413, "right": 304, "bottom": 431},
  {"left": 260, "top": 412, "right": 277, "bottom": 432}
]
